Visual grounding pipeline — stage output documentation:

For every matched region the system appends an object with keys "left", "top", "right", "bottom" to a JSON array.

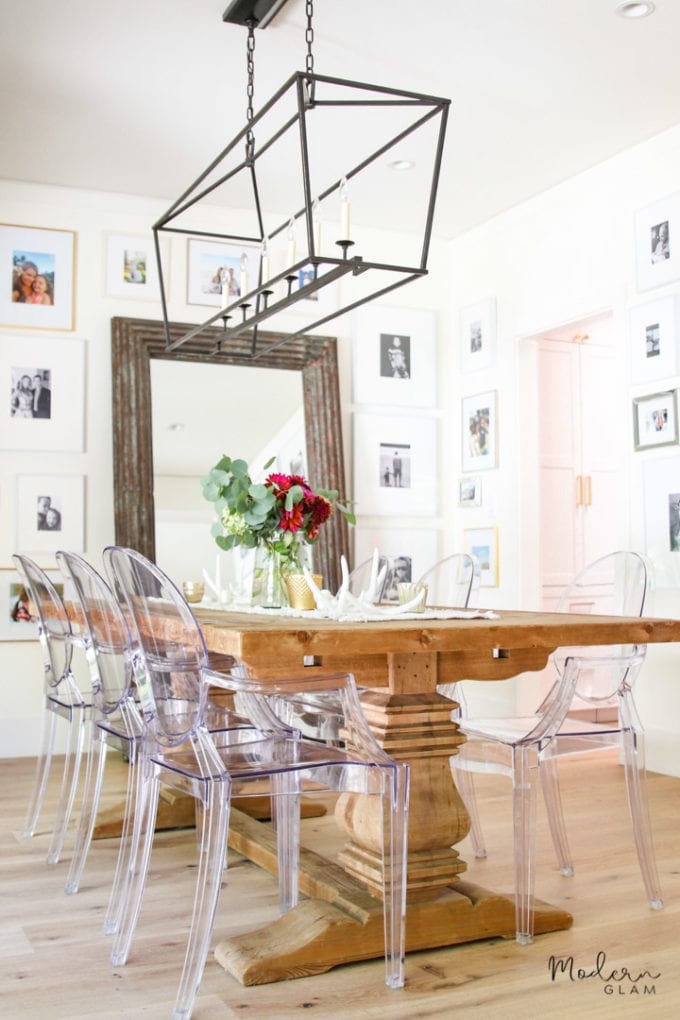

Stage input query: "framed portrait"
[
  {"left": 186, "top": 238, "right": 259, "bottom": 308},
  {"left": 352, "top": 412, "right": 438, "bottom": 516},
  {"left": 464, "top": 527, "right": 499, "bottom": 587},
  {"left": 105, "top": 233, "right": 166, "bottom": 301},
  {"left": 1, "top": 336, "right": 85, "bottom": 452},
  {"left": 1, "top": 223, "right": 76, "bottom": 331},
  {"left": 286, "top": 263, "right": 336, "bottom": 315},
  {"left": 633, "top": 390, "right": 679, "bottom": 451},
  {"left": 353, "top": 526, "right": 439, "bottom": 602},
  {"left": 462, "top": 390, "right": 497, "bottom": 472},
  {"left": 643, "top": 457, "right": 680, "bottom": 585},
  {"left": 0, "top": 567, "right": 64, "bottom": 642},
  {"left": 629, "top": 296, "right": 679, "bottom": 384},
  {"left": 459, "top": 475, "right": 482, "bottom": 507},
  {"left": 460, "top": 298, "right": 496, "bottom": 373},
  {"left": 15, "top": 474, "right": 85, "bottom": 553},
  {"left": 352, "top": 304, "right": 436, "bottom": 407},
  {"left": 634, "top": 193, "right": 680, "bottom": 292}
]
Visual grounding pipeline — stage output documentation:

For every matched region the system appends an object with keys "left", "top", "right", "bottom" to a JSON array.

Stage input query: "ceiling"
[{"left": 3, "top": 1, "right": 680, "bottom": 240}]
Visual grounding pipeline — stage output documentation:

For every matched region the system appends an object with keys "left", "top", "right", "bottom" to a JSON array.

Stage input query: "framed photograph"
[
  {"left": 353, "top": 526, "right": 439, "bottom": 601},
  {"left": 464, "top": 527, "right": 499, "bottom": 587},
  {"left": 1, "top": 223, "right": 76, "bottom": 331},
  {"left": 643, "top": 457, "right": 680, "bottom": 585},
  {"left": 15, "top": 475, "right": 85, "bottom": 553},
  {"left": 286, "top": 263, "right": 336, "bottom": 316},
  {"left": 186, "top": 237, "right": 259, "bottom": 307},
  {"left": 1, "top": 336, "right": 85, "bottom": 452},
  {"left": 633, "top": 390, "right": 679, "bottom": 451},
  {"left": 0, "top": 567, "right": 64, "bottom": 642},
  {"left": 459, "top": 475, "right": 482, "bottom": 507},
  {"left": 460, "top": 298, "right": 496, "bottom": 373},
  {"left": 352, "top": 412, "right": 437, "bottom": 516},
  {"left": 634, "top": 193, "right": 680, "bottom": 292},
  {"left": 105, "top": 233, "right": 165, "bottom": 301},
  {"left": 629, "top": 296, "right": 678, "bottom": 383},
  {"left": 462, "top": 390, "right": 497, "bottom": 471},
  {"left": 352, "top": 304, "right": 436, "bottom": 407}
]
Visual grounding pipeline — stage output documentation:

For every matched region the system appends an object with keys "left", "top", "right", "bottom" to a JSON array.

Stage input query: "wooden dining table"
[{"left": 188, "top": 604, "right": 680, "bottom": 986}]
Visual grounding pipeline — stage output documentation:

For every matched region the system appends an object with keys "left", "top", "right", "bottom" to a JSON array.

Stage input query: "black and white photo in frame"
[
  {"left": 353, "top": 412, "right": 437, "bottom": 516},
  {"left": 352, "top": 304, "right": 436, "bottom": 407},
  {"left": 643, "top": 457, "right": 680, "bottom": 585},
  {"left": 15, "top": 474, "right": 85, "bottom": 553},
  {"left": 460, "top": 297, "right": 496, "bottom": 373},
  {"left": 635, "top": 192, "right": 680, "bottom": 292},
  {"left": 629, "top": 295, "right": 679, "bottom": 384}
]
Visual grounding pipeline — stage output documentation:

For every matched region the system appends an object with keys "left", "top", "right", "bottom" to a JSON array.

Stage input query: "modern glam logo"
[{"left": 548, "top": 951, "right": 660, "bottom": 996}]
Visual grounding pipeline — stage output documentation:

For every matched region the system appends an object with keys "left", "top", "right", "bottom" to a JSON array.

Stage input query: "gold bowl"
[
  {"left": 284, "top": 573, "right": 322, "bottom": 611},
  {"left": 182, "top": 581, "right": 205, "bottom": 604}
]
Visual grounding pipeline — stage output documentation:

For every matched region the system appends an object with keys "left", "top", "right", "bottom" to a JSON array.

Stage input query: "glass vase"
[{"left": 251, "top": 546, "right": 286, "bottom": 608}]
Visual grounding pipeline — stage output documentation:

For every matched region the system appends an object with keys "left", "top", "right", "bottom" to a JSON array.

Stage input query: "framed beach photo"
[
  {"left": 352, "top": 304, "right": 436, "bottom": 407},
  {"left": 459, "top": 475, "right": 482, "bottom": 507},
  {"left": 460, "top": 297, "right": 496, "bottom": 373},
  {"left": 105, "top": 233, "right": 165, "bottom": 301},
  {"left": 353, "top": 526, "right": 439, "bottom": 602},
  {"left": 464, "top": 526, "right": 499, "bottom": 587},
  {"left": 629, "top": 296, "right": 678, "bottom": 384},
  {"left": 1, "top": 223, "right": 76, "bottom": 331},
  {"left": 462, "top": 390, "right": 497, "bottom": 472},
  {"left": 633, "top": 390, "right": 679, "bottom": 451},
  {"left": 186, "top": 237, "right": 259, "bottom": 308},
  {"left": 634, "top": 193, "right": 680, "bottom": 292},
  {"left": 352, "top": 412, "right": 438, "bottom": 516},
  {"left": 1, "top": 336, "right": 85, "bottom": 452},
  {"left": 0, "top": 567, "right": 64, "bottom": 642},
  {"left": 15, "top": 474, "right": 85, "bottom": 554}
]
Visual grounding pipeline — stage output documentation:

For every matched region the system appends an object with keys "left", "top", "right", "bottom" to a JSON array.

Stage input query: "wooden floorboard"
[{"left": 1, "top": 751, "right": 678, "bottom": 1018}]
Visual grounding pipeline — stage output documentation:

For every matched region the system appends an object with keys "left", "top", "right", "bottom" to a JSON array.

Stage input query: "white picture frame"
[
  {"left": 1, "top": 335, "right": 85, "bottom": 452},
  {"left": 643, "top": 457, "right": 680, "bottom": 587},
  {"left": 0, "top": 567, "right": 64, "bottom": 642},
  {"left": 628, "top": 295, "right": 678, "bottom": 384},
  {"left": 352, "top": 304, "right": 436, "bottom": 407},
  {"left": 105, "top": 233, "right": 165, "bottom": 301},
  {"left": 15, "top": 474, "right": 85, "bottom": 553},
  {"left": 460, "top": 297, "right": 496, "bottom": 373},
  {"left": 462, "top": 390, "right": 498, "bottom": 472},
  {"left": 633, "top": 390, "right": 679, "bottom": 451},
  {"left": 634, "top": 193, "right": 680, "bottom": 293},
  {"left": 186, "top": 237, "right": 260, "bottom": 308},
  {"left": 353, "top": 526, "right": 439, "bottom": 602},
  {"left": 459, "top": 475, "right": 482, "bottom": 507},
  {"left": 464, "top": 526, "right": 499, "bottom": 587},
  {"left": 1, "top": 222, "right": 76, "bottom": 331},
  {"left": 352, "top": 412, "right": 438, "bottom": 516}
]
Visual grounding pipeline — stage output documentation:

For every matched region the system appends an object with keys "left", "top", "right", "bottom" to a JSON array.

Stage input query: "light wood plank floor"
[{"left": 1, "top": 751, "right": 679, "bottom": 1019}]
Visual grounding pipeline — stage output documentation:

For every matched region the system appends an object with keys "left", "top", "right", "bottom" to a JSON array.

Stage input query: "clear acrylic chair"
[
  {"left": 450, "top": 551, "right": 662, "bottom": 942},
  {"left": 417, "top": 552, "right": 481, "bottom": 608},
  {"left": 348, "top": 554, "right": 392, "bottom": 601},
  {"left": 13, "top": 553, "right": 90, "bottom": 865},
  {"left": 54, "top": 551, "right": 144, "bottom": 929},
  {"left": 105, "top": 546, "right": 409, "bottom": 1019}
]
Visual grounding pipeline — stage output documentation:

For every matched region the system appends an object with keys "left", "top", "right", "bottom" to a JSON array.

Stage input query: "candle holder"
[
  {"left": 239, "top": 302, "right": 251, "bottom": 322},
  {"left": 260, "top": 288, "right": 274, "bottom": 310},
  {"left": 285, "top": 274, "right": 297, "bottom": 296},
  {"left": 336, "top": 239, "right": 355, "bottom": 259}
]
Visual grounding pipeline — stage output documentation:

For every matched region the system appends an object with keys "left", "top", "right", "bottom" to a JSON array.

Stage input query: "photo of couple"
[{"left": 10, "top": 369, "right": 52, "bottom": 419}]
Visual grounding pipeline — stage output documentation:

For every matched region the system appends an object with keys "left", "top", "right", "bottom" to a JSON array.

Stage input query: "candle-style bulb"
[
  {"left": 239, "top": 251, "right": 248, "bottom": 297},
  {"left": 340, "top": 176, "right": 350, "bottom": 240},
  {"left": 260, "top": 236, "right": 270, "bottom": 283},
  {"left": 312, "top": 197, "right": 321, "bottom": 254},
  {"left": 286, "top": 217, "right": 296, "bottom": 266}
]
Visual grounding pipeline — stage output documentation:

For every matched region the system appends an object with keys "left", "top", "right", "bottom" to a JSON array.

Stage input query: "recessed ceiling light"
[
  {"left": 615, "top": 1, "right": 655, "bottom": 18},
  {"left": 388, "top": 159, "right": 415, "bottom": 171}
]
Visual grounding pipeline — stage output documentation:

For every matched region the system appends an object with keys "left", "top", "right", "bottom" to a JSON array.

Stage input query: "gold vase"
[{"left": 284, "top": 573, "right": 322, "bottom": 611}]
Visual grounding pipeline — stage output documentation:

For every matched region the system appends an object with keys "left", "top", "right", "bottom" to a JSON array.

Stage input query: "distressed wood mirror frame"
[{"left": 111, "top": 316, "right": 349, "bottom": 592}]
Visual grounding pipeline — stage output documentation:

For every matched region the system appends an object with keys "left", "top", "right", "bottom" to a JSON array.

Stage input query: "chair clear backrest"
[
  {"left": 13, "top": 553, "right": 74, "bottom": 688},
  {"left": 418, "top": 553, "right": 481, "bottom": 608},
  {"left": 104, "top": 546, "right": 209, "bottom": 748},
  {"left": 348, "top": 555, "right": 391, "bottom": 601},
  {"left": 56, "top": 551, "right": 135, "bottom": 718}
]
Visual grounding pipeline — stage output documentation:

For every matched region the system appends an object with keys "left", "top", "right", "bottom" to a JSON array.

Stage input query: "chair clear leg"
[
  {"left": 103, "top": 749, "right": 138, "bottom": 935},
  {"left": 455, "top": 768, "right": 487, "bottom": 858},
  {"left": 46, "top": 702, "right": 87, "bottom": 865},
  {"left": 512, "top": 746, "right": 538, "bottom": 944},
  {"left": 539, "top": 755, "right": 575, "bottom": 877},
  {"left": 271, "top": 770, "right": 300, "bottom": 914},
  {"left": 21, "top": 702, "right": 57, "bottom": 839},
  {"left": 619, "top": 693, "right": 663, "bottom": 910},
  {"left": 65, "top": 731, "right": 107, "bottom": 894},
  {"left": 383, "top": 764, "right": 408, "bottom": 990}
]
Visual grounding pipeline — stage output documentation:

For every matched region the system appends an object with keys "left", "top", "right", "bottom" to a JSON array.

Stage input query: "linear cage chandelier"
[{"left": 153, "top": 0, "right": 450, "bottom": 359}]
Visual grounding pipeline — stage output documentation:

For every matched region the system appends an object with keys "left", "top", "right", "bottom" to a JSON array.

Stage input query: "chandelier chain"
[
  {"left": 246, "top": 18, "right": 256, "bottom": 154},
  {"left": 305, "top": 0, "right": 314, "bottom": 76}
]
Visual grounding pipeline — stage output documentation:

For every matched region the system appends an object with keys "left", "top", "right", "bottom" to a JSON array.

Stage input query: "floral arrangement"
[{"left": 201, "top": 455, "right": 354, "bottom": 571}]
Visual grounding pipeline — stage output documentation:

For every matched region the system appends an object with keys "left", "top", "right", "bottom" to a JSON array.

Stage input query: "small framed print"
[
  {"left": 15, "top": 474, "right": 85, "bottom": 553},
  {"left": 634, "top": 193, "right": 680, "bottom": 292},
  {"left": 459, "top": 475, "right": 482, "bottom": 507},
  {"left": 353, "top": 526, "right": 439, "bottom": 602},
  {"left": 460, "top": 298, "right": 496, "bottom": 373},
  {"left": 352, "top": 304, "right": 436, "bottom": 407},
  {"left": 629, "top": 296, "right": 678, "bottom": 383},
  {"left": 0, "top": 567, "right": 64, "bottom": 642},
  {"left": 464, "top": 527, "right": 499, "bottom": 587},
  {"left": 462, "top": 390, "right": 497, "bottom": 472},
  {"left": 186, "top": 237, "right": 259, "bottom": 308},
  {"left": 352, "top": 412, "right": 438, "bottom": 516},
  {"left": 633, "top": 390, "right": 679, "bottom": 451},
  {"left": 1, "top": 336, "right": 85, "bottom": 452},
  {"left": 105, "top": 233, "right": 165, "bottom": 301},
  {"left": 643, "top": 457, "right": 680, "bottom": 583},
  {"left": 1, "top": 223, "right": 76, "bottom": 331}
]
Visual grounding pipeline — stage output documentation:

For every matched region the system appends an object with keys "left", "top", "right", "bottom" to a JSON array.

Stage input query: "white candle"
[
  {"left": 239, "top": 251, "right": 248, "bottom": 297},
  {"left": 286, "top": 217, "right": 296, "bottom": 265},
  {"left": 260, "top": 237, "right": 270, "bottom": 282},
  {"left": 340, "top": 176, "right": 350, "bottom": 240}
]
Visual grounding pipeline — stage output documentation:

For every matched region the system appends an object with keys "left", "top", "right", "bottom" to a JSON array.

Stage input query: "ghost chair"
[
  {"left": 348, "top": 554, "right": 392, "bottom": 601},
  {"left": 13, "top": 553, "right": 90, "bottom": 865},
  {"left": 105, "top": 545, "right": 409, "bottom": 1020},
  {"left": 417, "top": 552, "right": 481, "bottom": 609}
]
